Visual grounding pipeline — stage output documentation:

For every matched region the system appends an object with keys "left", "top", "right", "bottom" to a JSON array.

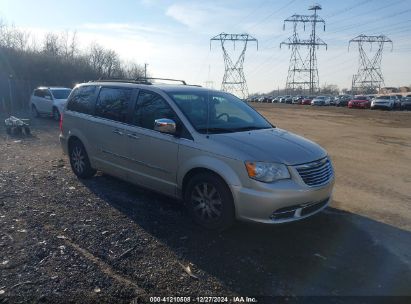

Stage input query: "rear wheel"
[
  {"left": 53, "top": 107, "right": 60, "bottom": 121},
  {"left": 185, "top": 172, "right": 235, "bottom": 231},
  {"left": 31, "top": 105, "right": 39, "bottom": 118},
  {"left": 69, "top": 139, "right": 96, "bottom": 179}
]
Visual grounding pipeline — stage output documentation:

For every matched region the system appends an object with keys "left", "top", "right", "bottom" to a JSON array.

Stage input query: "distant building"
[
  {"left": 399, "top": 86, "right": 411, "bottom": 93},
  {"left": 379, "top": 87, "right": 399, "bottom": 94}
]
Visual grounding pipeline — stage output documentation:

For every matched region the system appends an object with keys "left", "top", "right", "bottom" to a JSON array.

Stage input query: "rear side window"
[
  {"left": 34, "top": 89, "right": 45, "bottom": 97},
  {"left": 95, "top": 87, "right": 132, "bottom": 123},
  {"left": 66, "top": 86, "right": 97, "bottom": 115},
  {"left": 132, "top": 91, "right": 177, "bottom": 130}
]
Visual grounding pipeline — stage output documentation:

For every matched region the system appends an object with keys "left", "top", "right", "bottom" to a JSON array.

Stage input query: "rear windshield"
[{"left": 51, "top": 89, "right": 72, "bottom": 99}]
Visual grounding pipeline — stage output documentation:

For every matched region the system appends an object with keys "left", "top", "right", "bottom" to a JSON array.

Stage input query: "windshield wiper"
[
  {"left": 230, "top": 126, "right": 271, "bottom": 132},
  {"left": 197, "top": 126, "right": 272, "bottom": 134},
  {"left": 197, "top": 127, "right": 235, "bottom": 134}
]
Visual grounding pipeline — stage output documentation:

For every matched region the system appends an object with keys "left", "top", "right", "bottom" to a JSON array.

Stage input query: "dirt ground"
[{"left": 0, "top": 105, "right": 410, "bottom": 303}]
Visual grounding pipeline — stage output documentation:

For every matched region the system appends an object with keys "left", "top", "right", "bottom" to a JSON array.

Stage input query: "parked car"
[
  {"left": 266, "top": 96, "right": 274, "bottom": 103},
  {"left": 292, "top": 96, "right": 304, "bottom": 104},
  {"left": 285, "top": 96, "right": 293, "bottom": 104},
  {"left": 393, "top": 96, "right": 402, "bottom": 109},
  {"left": 30, "top": 87, "right": 72, "bottom": 120},
  {"left": 301, "top": 96, "right": 314, "bottom": 105},
  {"left": 348, "top": 96, "right": 370, "bottom": 109},
  {"left": 335, "top": 95, "right": 352, "bottom": 107},
  {"left": 328, "top": 96, "right": 336, "bottom": 106},
  {"left": 401, "top": 96, "right": 411, "bottom": 110},
  {"left": 371, "top": 95, "right": 396, "bottom": 110},
  {"left": 60, "top": 79, "right": 334, "bottom": 230},
  {"left": 273, "top": 96, "right": 281, "bottom": 103},
  {"left": 311, "top": 96, "right": 330, "bottom": 106}
]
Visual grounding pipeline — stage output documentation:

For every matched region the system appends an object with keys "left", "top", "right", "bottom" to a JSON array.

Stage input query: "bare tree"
[
  {"left": 0, "top": 22, "right": 30, "bottom": 50},
  {"left": 321, "top": 84, "right": 339, "bottom": 95},
  {"left": 125, "top": 62, "right": 145, "bottom": 79},
  {"left": 43, "top": 32, "right": 60, "bottom": 56},
  {"left": 87, "top": 43, "right": 106, "bottom": 76},
  {"left": 59, "top": 30, "right": 79, "bottom": 60}
]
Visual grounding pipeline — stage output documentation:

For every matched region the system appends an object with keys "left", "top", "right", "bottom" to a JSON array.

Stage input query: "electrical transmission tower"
[
  {"left": 349, "top": 35, "right": 393, "bottom": 94},
  {"left": 280, "top": 5, "right": 327, "bottom": 95},
  {"left": 210, "top": 33, "right": 258, "bottom": 99}
]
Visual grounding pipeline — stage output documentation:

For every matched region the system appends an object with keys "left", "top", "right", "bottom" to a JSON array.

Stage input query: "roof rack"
[
  {"left": 135, "top": 77, "right": 187, "bottom": 85},
  {"left": 89, "top": 78, "right": 151, "bottom": 85},
  {"left": 90, "top": 77, "right": 188, "bottom": 86}
]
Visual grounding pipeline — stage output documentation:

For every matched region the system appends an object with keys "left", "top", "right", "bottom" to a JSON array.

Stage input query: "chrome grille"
[{"left": 295, "top": 157, "right": 333, "bottom": 187}]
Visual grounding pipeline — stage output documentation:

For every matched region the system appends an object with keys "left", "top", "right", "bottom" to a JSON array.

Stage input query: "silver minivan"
[{"left": 60, "top": 80, "right": 334, "bottom": 230}]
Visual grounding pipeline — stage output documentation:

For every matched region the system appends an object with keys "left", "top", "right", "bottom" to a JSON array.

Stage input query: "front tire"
[
  {"left": 69, "top": 139, "right": 96, "bottom": 179},
  {"left": 185, "top": 172, "right": 235, "bottom": 230}
]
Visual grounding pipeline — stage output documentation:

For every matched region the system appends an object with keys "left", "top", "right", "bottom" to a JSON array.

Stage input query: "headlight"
[{"left": 245, "top": 161, "right": 290, "bottom": 183}]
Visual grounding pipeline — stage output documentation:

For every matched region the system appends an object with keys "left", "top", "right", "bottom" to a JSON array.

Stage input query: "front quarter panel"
[{"left": 177, "top": 144, "right": 250, "bottom": 191}]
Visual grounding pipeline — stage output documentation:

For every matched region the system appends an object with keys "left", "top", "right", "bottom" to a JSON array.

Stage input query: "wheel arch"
[{"left": 179, "top": 158, "right": 241, "bottom": 205}]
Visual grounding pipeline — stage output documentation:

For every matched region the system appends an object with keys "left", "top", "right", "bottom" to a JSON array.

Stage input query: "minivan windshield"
[
  {"left": 168, "top": 90, "right": 272, "bottom": 134},
  {"left": 51, "top": 89, "right": 72, "bottom": 99}
]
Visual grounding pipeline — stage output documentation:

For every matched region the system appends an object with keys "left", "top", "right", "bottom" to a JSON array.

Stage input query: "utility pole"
[
  {"left": 210, "top": 33, "right": 258, "bottom": 99},
  {"left": 280, "top": 5, "right": 327, "bottom": 95},
  {"left": 8, "top": 74, "right": 13, "bottom": 115},
  {"left": 204, "top": 65, "right": 214, "bottom": 89},
  {"left": 144, "top": 63, "right": 148, "bottom": 79},
  {"left": 349, "top": 35, "right": 393, "bottom": 94}
]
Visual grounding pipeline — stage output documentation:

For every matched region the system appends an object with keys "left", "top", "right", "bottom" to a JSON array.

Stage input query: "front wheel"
[
  {"left": 185, "top": 173, "right": 235, "bottom": 231},
  {"left": 69, "top": 139, "right": 96, "bottom": 179}
]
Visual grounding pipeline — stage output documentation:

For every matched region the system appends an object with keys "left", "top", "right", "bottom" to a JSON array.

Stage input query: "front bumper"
[
  {"left": 231, "top": 177, "right": 334, "bottom": 224},
  {"left": 371, "top": 103, "right": 391, "bottom": 109},
  {"left": 349, "top": 103, "right": 369, "bottom": 108}
]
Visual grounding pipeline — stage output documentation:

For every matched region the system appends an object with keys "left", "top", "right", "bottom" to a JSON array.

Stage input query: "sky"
[{"left": 0, "top": 0, "right": 410, "bottom": 94}]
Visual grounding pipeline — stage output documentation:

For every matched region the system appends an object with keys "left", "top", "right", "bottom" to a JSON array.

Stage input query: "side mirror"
[
  {"left": 44, "top": 95, "right": 52, "bottom": 100},
  {"left": 154, "top": 118, "right": 176, "bottom": 135}
]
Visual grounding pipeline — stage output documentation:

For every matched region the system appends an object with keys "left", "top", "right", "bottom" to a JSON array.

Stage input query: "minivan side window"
[
  {"left": 66, "top": 85, "right": 97, "bottom": 115},
  {"left": 132, "top": 91, "right": 177, "bottom": 130},
  {"left": 95, "top": 87, "right": 132, "bottom": 123},
  {"left": 44, "top": 90, "right": 52, "bottom": 98},
  {"left": 34, "top": 89, "right": 45, "bottom": 97}
]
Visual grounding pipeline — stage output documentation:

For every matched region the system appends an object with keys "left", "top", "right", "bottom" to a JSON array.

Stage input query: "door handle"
[
  {"left": 127, "top": 133, "right": 140, "bottom": 140},
  {"left": 113, "top": 129, "right": 124, "bottom": 136}
]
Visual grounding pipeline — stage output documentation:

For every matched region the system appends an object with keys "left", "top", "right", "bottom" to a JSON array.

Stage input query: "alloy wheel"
[
  {"left": 190, "top": 182, "right": 222, "bottom": 221},
  {"left": 71, "top": 146, "right": 85, "bottom": 174}
]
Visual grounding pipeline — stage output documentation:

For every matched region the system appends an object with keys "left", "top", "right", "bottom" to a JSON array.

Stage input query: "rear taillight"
[{"left": 59, "top": 112, "right": 63, "bottom": 133}]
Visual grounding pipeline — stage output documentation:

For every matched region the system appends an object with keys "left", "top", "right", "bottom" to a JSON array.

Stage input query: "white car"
[
  {"left": 311, "top": 96, "right": 330, "bottom": 106},
  {"left": 371, "top": 95, "right": 396, "bottom": 110},
  {"left": 30, "top": 87, "right": 72, "bottom": 120}
]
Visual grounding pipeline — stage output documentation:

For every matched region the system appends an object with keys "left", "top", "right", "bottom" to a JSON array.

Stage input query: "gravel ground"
[{"left": 1, "top": 107, "right": 411, "bottom": 303}]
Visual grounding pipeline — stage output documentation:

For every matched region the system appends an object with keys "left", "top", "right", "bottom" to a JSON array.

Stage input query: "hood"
[{"left": 209, "top": 128, "right": 327, "bottom": 165}]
